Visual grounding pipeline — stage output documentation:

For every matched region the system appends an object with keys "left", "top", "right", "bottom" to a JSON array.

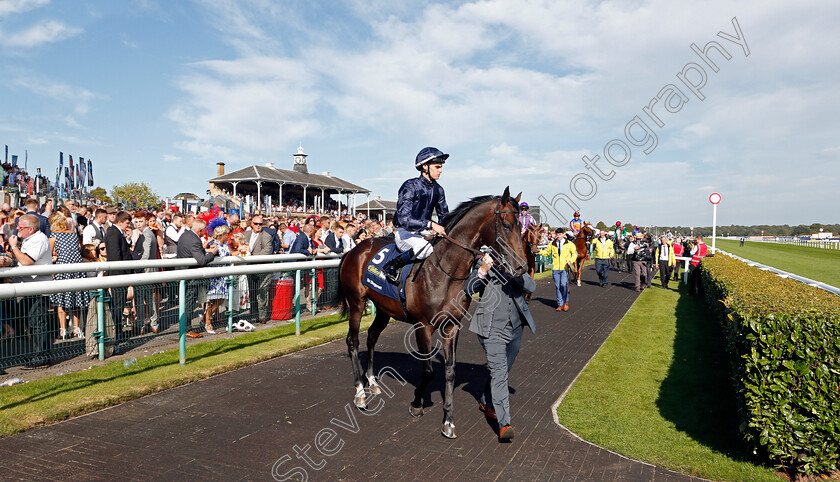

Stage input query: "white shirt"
[
  {"left": 20, "top": 231, "right": 52, "bottom": 282},
  {"left": 82, "top": 221, "right": 106, "bottom": 245},
  {"left": 341, "top": 233, "right": 355, "bottom": 252}
]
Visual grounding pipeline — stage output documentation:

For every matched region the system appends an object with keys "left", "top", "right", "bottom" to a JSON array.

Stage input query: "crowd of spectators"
[{"left": 0, "top": 196, "right": 395, "bottom": 370}]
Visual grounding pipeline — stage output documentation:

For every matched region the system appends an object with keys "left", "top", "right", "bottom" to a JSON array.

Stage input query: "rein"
[{"left": 426, "top": 199, "right": 519, "bottom": 281}]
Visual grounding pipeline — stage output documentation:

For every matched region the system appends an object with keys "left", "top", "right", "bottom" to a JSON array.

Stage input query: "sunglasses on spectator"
[{"left": 252, "top": 222, "right": 264, "bottom": 226}]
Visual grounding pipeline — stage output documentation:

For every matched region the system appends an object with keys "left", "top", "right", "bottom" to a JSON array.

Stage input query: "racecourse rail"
[
  {"left": 0, "top": 254, "right": 341, "bottom": 368},
  {"left": 716, "top": 248, "right": 840, "bottom": 296}
]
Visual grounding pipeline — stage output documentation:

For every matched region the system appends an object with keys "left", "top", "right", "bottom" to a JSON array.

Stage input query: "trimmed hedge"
[{"left": 701, "top": 255, "right": 840, "bottom": 474}]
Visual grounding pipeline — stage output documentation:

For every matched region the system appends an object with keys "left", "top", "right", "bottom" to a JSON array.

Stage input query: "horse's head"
[
  {"left": 522, "top": 224, "right": 541, "bottom": 255},
  {"left": 479, "top": 187, "right": 529, "bottom": 277}
]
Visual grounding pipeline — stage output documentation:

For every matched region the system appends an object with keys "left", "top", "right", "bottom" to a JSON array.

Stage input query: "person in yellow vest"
[
  {"left": 538, "top": 228, "right": 577, "bottom": 312},
  {"left": 653, "top": 235, "right": 676, "bottom": 289},
  {"left": 592, "top": 230, "right": 615, "bottom": 288}
]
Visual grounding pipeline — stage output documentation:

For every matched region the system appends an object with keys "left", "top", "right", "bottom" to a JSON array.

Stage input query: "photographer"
[{"left": 626, "top": 233, "right": 652, "bottom": 292}]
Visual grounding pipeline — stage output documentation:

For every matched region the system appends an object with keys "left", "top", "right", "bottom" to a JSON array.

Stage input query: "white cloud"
[
  {"left": 12, "top": 75, "right": 97, "bottom": 116},
  {"left": 162, "top": 154, "right": 179, "bottom": 162},
  {"left": 0, "top": 0, "right": 50, "bottom": 17},
  {"left": 0, "top": 20, "right": 82, "bottom": 48}
]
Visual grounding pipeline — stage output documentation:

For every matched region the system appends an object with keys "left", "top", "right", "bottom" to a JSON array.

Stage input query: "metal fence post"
[
  {"left": 179, "top": 279, "right": 186, "bottom": 365},
  {"left": 294, "top": 269, "right": 301, "bottom": 336},
  {"left": 97, "top": 288, "right": 106, "bottom": 361},
  {"left": 226, "top": 275, "right": 234, "bottom": 333},
  {"left": 310, "top": 268, "right": 316, "bottom": 316}
]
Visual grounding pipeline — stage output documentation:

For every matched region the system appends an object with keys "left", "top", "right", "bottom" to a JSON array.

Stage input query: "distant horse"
[
  {"left": 571, "top": 223, "right": 594, "bottom": 286},
  {"left": 521, "top": 225, "right": 541, "bottom": 301},
  {"left": 338, "top": 187, "right": 528, "bottom": 439}
]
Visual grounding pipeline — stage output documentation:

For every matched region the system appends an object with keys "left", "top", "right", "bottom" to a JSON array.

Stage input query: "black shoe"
[{"left": 383, "top": 249, "right": 414, "bottom": 284}]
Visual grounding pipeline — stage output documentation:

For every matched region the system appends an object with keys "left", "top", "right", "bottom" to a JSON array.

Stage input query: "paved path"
[{"left": 0, "top": 267, "right": 701, "bottom": 481}]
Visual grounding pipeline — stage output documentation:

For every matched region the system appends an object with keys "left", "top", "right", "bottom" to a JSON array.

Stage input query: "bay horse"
[
  {"left": 571, "top": 223, "right": 594, "bottom": 286},
  {"left": 521, "top": 225, "right": 541, "bottom": 301},
  {"left": 338, "top": 187, "right": 528, "bottom": 439}
]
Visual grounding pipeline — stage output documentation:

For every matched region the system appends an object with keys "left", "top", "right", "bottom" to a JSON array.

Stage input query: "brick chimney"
[{"left": 216, "top": 162, "right": 225, "bottom": 177}]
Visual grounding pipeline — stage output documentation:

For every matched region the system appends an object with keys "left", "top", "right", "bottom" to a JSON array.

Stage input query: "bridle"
[{"left": 430, "top": 198, "right": 520, "bottom": 280}]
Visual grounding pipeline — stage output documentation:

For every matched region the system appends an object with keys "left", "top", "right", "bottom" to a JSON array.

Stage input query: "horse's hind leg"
[
  {"left": 409, "top": 325, "right": 435, "bottom": 418},
  {"left": 364, "top": 310, "right": 390, "bottom": 395},
  {"left": 346, "top": 296, "right": 367, "bottom": 409}
]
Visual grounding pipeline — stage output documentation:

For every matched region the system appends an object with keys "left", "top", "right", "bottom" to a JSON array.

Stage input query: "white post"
[{"left": 712, "top": 203, "right": 717, "bottom": 254}]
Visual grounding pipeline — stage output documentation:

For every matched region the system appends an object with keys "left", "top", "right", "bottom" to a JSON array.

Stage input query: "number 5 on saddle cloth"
[{"left": 362, "top": 244, "right": 414, "bottom": 302}]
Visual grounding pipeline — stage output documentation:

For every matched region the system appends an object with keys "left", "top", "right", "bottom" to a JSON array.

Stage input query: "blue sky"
[{"left": 1, "top": 0, "right": 837, "bottom": 228}]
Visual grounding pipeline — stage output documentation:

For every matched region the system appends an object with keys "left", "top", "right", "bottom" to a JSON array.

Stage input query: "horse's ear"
[
  {"left": 501, "top": 186, "right": 510, "bottom": 205},
  {"left": 514, "top": 191, "right": 522, "bottom": 203}
]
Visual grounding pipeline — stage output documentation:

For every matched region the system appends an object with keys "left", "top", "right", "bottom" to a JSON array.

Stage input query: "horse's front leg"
[{"left": 440, "top": 325, "right": 459, "bottom": 439}]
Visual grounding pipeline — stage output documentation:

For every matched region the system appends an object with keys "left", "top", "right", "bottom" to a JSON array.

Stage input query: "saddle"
[{"left": 362, "top": 244, "right": 412, "bottom": 301}]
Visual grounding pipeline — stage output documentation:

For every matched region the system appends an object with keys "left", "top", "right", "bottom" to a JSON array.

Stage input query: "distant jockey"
[
  {"left": 518, "top": 202, "right": 537, "bottom": 233},
  {"left": 569, "top": 211, "right": 583, "bottom": 236},
  {"left": 382, "top": 147, "right": 450, "bottom": 284}
]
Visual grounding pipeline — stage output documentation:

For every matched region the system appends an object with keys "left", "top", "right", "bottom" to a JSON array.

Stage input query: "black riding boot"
[{"left": 383, "top": 249, "right": 415, "bottom": 284}]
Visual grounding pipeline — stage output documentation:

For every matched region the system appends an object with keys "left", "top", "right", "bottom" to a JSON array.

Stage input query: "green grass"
[
  {"left": 556, "top": 283, "right": 781, "bottom": 481},
  {"left": 715, "top": 238, "right": 840, "bottom": 287},
  {"left": 0, "top": 313, "right": 373, "bottom": 438}
]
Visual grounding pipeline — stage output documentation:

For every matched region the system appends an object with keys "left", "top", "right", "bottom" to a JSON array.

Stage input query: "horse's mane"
[{"left": 441, "top": 195, "right": 520, "bottom": 232}]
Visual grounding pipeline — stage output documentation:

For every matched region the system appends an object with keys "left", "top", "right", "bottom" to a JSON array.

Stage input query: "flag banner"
[
  {"left": 25, "top": 150, "right": 27, "bottom": 170},
  {"left": 11, "top": 155, "right": 17, "bottom": 166},
  {"left": 64, "top": 167, "right": 70, "bottom": 192},
  {"left": 57, "top": 152, "right": 63, "bottom": 187},
  {"left": 4, "top": 145, "right": 7, "bottom": 163},
  {"left": 87, "top": 160, "right": 94, "bottom": 186},
  {"left": 80, "top": 158, "right": 87, "bottom": 187},
  {"left": 68, "top": 156, "right": 75, "bottom": 190},
  {"left": 75, "top": 165, "right": 80, "bottom": 189}
]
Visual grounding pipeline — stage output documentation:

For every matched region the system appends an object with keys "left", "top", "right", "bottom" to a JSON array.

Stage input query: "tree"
[
  {"left": 595, "top": 221, "right": 608, "bottom": 231},
  {"left": 110, "top": 182, "right": 160, "bottom": 209},
  {"left": 90, "top": 186, "right": 113, "bottom": 205}
]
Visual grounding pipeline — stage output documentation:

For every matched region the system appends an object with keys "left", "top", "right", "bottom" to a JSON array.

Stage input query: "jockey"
[
  {"left": 569, "top": 211, "right": 583, "bottom": 236},
  {"left": 382, "top": 147, "right": 450, "bottom": 283},
  {"left": 518, "top": 202, "right": 537, "bottom": 233}
]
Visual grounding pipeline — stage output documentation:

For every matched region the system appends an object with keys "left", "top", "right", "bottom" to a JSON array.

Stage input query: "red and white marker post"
[{"left": 709, "top": 192, "right": 721, "bottom": 253}]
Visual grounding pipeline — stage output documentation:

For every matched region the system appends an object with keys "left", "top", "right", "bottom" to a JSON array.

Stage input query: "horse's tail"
[{"left": 337, "top": 254, "right": 349, "bottom": 320}]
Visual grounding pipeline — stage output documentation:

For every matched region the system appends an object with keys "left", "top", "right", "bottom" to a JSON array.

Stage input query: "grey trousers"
[{"left": 478, "top": 321, "right": 523, "bottom": 427}]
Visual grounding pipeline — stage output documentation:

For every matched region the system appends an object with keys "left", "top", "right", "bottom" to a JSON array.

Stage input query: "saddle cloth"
[{"left": 362, "top": 244, "right": 411, "bottom": 301}]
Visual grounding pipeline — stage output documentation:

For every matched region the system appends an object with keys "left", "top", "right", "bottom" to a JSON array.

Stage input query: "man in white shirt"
[
  {"left": 82, "top": 208, "right": 108, "bottom": 245},
  {"left": 162, "top": 213, "right": 185, "bottom": 258},
  {"left": 8, "top": 214, "right": 53, "bottom": 369},
  {"left": 342, "top": 224, "right": 357, "bottom": 252}
]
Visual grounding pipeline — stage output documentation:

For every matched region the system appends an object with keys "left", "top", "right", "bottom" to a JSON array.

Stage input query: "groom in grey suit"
[{"left": 464, "top": 252, "right": 536, "bottom": 442}]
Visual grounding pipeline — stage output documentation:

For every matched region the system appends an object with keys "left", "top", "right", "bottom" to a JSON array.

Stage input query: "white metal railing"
[
  {"left": 0, "top": 253, "right": 342, "bottom": 278},
  {"left": 0, "top": 258, "right": 341, "bottom": 299},
  {"left": 717, "top": 249, "right": 840, "bottom": 296}
]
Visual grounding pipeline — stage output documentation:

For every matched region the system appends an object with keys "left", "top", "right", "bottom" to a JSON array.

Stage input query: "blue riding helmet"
[{"left": 415, "top": 147, "right": 449, "bottom": 171}]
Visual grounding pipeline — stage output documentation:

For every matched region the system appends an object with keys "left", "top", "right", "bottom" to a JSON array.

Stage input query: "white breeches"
[{"left": 395, "top": 229, "right": 434, "bottom": 259}]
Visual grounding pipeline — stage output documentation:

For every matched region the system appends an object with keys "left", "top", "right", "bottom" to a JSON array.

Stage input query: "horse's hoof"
[
  {"left": 354, "top": 394, "right": 367, "bottom": 410},
  {"left": 369, "top": 384, "right": 382, "bottom": 396},
  {"left": 409, "top": 404, "right": 424, "bottom": 418},
  {"left": 577, "top": 280, "right": 581, "bottom": 286},
  {"left": 441, "top": 421, "right": 457, "bottom": 439}
]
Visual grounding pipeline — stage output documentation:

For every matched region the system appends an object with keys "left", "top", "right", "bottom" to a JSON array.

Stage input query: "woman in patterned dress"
[
  {"left": 48, "top": 213, "right": 89, "bottom": 339},
  {"left": 204, "top": 225, "right": 230, "bottom": 335}
]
